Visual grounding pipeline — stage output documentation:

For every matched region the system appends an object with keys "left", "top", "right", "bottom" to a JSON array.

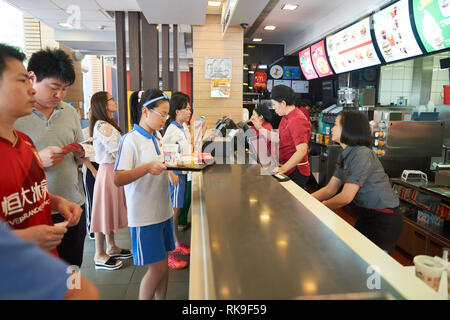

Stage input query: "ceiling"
[{"left": 5, "top": 0, "right": 394, "bottom": 60}]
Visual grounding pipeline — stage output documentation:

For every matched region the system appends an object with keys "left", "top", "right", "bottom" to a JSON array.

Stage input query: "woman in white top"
[
  {"left": 89, "top": 92, "right": 130, "bottom": 270},
  {"left": 162, "top": 93, "right": 192, "bottom": 263}
]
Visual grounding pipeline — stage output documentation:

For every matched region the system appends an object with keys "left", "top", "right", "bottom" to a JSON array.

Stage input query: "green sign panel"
[{"left": 412, "top": 0, "right": 450, "bottom": 52}]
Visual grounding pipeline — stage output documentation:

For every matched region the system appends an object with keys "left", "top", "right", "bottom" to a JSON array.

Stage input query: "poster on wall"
[
  {"left": 412, "top": 0, "right": 450, "bottom": 53},
  {"left": 373, "top": 0, "right": 423, "bottom": 63},
  {"left": 270, "top": 65, "right": 284, "bottom": 79},
  {"left": 326, "top": 17, "right": 381, "bottom": 74},
  {"left": 211, "top": 78, "right": 231, "bottom": 98},
  {"left": 282, "top": 66, "right": 301, "bottom": 79},
  {"left": 298, "top": 47, "right": 319, "bottom": 80},
  {"left": 254, "top": 72, "right": 267, "bottom": 90},
  {"left": 310, "top": 40, "right": 334, "bottom": 77},
  {"left": 205, "top": 57, "right": 232, "bottom": 79},
  {"left": 291, "top": 80, "right": 309, "bottom": 93}
]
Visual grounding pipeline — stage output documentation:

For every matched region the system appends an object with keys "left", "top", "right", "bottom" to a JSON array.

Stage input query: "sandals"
[
  {"left": 95, "top": 257, "right": 123, "bottom": 270},
  {"left": 108, "top": 249, "right": 133, "bottom": 260}
]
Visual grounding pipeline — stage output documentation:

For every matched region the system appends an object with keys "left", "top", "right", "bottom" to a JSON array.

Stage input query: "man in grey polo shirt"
[{"left": 15, "top": 48, "right": 86, "bottom": 267}]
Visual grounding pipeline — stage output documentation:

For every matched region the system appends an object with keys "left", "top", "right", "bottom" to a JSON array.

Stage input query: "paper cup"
[
  {"left": 162, "top": 144, "right": 179, "bottom": 165},
  {"left": 413, "top": 255, "right": 445, "bottom": 292}
]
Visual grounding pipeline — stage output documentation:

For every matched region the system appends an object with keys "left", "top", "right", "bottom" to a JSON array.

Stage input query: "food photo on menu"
[
  {"left": 311, "top": 40, "right": 334, "bottom": 77},
  {"left": 298, "top": 47, "right": 318, "bottom": 80},
  {"left": 412, "top": 0, "right": 450, "bottom": 53},
  {"left": 326, "top": 17, "right": 380, "bottom": 74},
  {"left": 373, "top": 0, "right": 423, "bottom": 62}
]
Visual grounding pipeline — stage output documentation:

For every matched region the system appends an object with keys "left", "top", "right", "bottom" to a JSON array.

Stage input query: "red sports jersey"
[{"left": 0, "top": 130, "right": 57, "bottom": 257}]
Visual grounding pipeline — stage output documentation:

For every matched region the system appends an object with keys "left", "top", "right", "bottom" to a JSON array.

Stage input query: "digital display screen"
[
  {"left": 298, "top": 47, "right": 319, "bottom": 80},
  {"left": 310, "top": 40, "right": 334, "bottom": 77},
  {"left": 373, "top": 0, "right": 423, "bottom": 62},
  {"left": 412, "top": 0, "right": 450, "bottom": 53},
  {"left": 326, "top": 17, "right": 381, "bottom": 74}
]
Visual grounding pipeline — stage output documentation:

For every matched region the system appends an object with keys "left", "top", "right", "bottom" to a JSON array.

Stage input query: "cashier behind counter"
[
  {"left": 312, "top": 110, "right": 403, "bottom": 255},
  {"left": 253, "top": 85, "right": 311, "bottom": 188}
]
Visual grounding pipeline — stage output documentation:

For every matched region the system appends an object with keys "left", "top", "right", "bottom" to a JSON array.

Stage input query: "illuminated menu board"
[
  {"left": 311, "top": 40, "right": 334, "bottom": 77},
  {"left": 412, "top": 0, "right": 450, "bottom": 53},
  {"left": 373, "top": 0, "right": 423, "bottom": 62},
  {"left": 326, "top": 17, "right": 381, "bottom": 74},
  {"left": 298, "top": 47, "right": 318, "bottom": 80}
]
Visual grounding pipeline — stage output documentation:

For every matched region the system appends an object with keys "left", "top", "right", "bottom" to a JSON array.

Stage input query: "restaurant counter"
[{"left": 189, "top": 163, "right": 444, "bottom": 300}]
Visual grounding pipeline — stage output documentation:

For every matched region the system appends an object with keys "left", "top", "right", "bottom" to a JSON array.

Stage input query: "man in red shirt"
[
  {"left": 0, "top": 43, "right": 82, "bottom": 256},
  {"left": 253, "top": 85, "right": 311, "bottom": 187}
]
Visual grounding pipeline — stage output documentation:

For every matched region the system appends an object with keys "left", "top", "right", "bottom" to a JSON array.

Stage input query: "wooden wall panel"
[{"left": 193, "top": 15, "right": 243, "bottom": 128}]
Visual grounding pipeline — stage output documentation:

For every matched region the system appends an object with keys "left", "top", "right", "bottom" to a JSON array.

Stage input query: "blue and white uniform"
[
  {"left": 114, "top": 124, "right": 175, "bottom": 266},
  {"left": 162, "top": 121, "right": 192, "bottom": 209}
]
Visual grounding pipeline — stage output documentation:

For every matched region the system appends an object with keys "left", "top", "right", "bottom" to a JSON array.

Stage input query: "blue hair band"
[{"left": 141, "top": 92, "right": 169, "bottom": 108}]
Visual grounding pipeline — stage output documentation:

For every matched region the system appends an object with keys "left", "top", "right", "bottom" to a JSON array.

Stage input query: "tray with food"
[{"left": 164, "top": 153, "right": 214, "bottom": 171}]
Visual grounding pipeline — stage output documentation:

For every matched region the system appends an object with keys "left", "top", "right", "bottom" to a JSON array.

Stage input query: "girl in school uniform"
[
  {"left": 114, "top": 89, "right": 177, "bottom": 300},
  {"left": 162, "top": 92, "right": 192, "bottom": 269},
  {"left": 89, "top": 92, "right": 131, "bottom": 270},
  {"left": 312, "top": 110, "right": 403, "bottom": 254}
]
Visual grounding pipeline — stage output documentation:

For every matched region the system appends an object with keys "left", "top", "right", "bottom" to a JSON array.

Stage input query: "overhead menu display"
[
  {"left": 373, "top": 0, "right": 423, "bottom": 62},
  {"left": 298, "top": 47, "right": 318, "bottom": 80},
  {"left": 311, "top": 40, "right": 334, "bottom": 77},
  {"left": 412, "top": 0, "right": 450, "bottom": 53},
  {"left": 326, "top": 17, "right": 381, "bottom": 74}
]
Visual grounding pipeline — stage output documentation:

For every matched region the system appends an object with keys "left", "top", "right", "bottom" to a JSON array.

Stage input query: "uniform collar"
[
  {"left": 133, "top": 124, "right": 160, "bottom": 140},
  {"left": 171, "top": 121, "right": 183, "bottom": 129}
]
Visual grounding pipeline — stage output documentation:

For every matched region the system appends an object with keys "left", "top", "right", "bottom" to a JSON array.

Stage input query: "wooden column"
[
  {"left": 161, "top": 24, "right": 170, "bottom": 91},
  {"left": 128, "top": 12, "right": 141, "bottom": 91},
  {"left": 141, "top": 14, "right": 159, "bottom": 89},
  {"left": 172, "top": 24, "right": 179, "bottom": 92},
  {"left": 115, "top": 11, "right": 128, "bottom": 132}
]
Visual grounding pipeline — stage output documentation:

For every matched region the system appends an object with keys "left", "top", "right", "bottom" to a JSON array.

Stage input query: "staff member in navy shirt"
[
  {"left": 253, "top": 85, "right": 311, "bottom": 187},
  {"left": 312, "top": 110, "right": 402, "bottom": 255}
]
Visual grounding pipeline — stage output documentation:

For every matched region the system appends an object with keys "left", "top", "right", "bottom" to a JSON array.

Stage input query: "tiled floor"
[{"left": 80, "top": 227, "right": 191, "bottom": 300}]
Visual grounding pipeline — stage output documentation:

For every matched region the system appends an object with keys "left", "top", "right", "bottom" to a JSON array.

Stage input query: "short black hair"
[
  {"left": 338, "top": 110, "right": 372, "bottom": 147},
  {"left": 0, "top": 43, "right": 25, "bottom": 80},
  {"left": 254, "top": 103, "right": 272, "bottom": 123},
  {"left": 27, "top": 48, "right": 75, "bottom": 85},
  {"left": 271, "top": 85, "right": 295, "bottom": 105}
]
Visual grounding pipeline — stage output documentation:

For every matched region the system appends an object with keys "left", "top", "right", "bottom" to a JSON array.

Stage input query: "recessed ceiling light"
[
  {"left": 258, "top": 65, "right": 267, "bottom": 69},
  {"left": 208, "top": 1, "right": 221, "bottom": 6},
  {"left": 58, "top": 22, "right": 73, "bottom": 29},
  {"left": 282, "top": 4, "right": 298, "bottom": 10},
  {"left": 264, "top": 25, "right": 276, "bottom": 31},
  {"left": 252, "top": 38, "right": 263, "bottom": 42}
]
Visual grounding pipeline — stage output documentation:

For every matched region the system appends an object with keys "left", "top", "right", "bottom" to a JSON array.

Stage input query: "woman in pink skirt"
[{"left": 89, "top": 92, "right": 131, "bottom": 270}]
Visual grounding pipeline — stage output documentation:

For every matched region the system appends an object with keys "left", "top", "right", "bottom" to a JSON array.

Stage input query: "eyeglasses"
[{"left": 150, "top": 109, "right": 169, "bottom": 120}]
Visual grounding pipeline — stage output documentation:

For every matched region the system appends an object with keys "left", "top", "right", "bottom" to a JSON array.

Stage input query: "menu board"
[
  {"left": 326, "top": 17, "right": 381, "bottom": 74},
  {"left": 373, "top": 0, "right": 423, "bottom": 62},
  {"left": 291, "top": 80, "right": 309, "bottom": 93},
  {"left": 412, "top": 0, "right": 450, "bottom": 53},
  {"left": 273, "top": 79, "right": 291, "bottom": 87},
  {"left": 311, "top": 40, "right": 334, "bottom": 77},
  {"left": 298, "top": 47, "right": 319, "bottom": 80}
]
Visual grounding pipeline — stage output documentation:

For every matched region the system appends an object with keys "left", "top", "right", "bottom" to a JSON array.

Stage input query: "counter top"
[{"left": 189, "top": 163, "right": 444, "bottom": 300}]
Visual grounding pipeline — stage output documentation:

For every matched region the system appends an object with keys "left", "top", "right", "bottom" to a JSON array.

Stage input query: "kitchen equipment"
[{"left": 401, "top": 170, "right": 428, "bottom": 183}]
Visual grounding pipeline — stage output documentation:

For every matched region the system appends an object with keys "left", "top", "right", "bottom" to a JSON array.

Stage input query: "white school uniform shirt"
[
  {"left": 162, "top": 121, "right": 192, "bottom": 180},
  {"left": 114, "top": 124, "right": 173, "bottom": 227},
  {"left": 93, "top": 120, "right": 121, "bottom": 164}
]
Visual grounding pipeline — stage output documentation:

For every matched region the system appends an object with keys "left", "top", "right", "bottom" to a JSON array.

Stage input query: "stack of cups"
[{"left": 413, "top": 255, "right": 445, "bottom": 293}]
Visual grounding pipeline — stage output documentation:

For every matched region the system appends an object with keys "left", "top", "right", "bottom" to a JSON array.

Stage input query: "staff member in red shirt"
[{"left": 253, "top": 85, "right": 311, "bottom": 187}]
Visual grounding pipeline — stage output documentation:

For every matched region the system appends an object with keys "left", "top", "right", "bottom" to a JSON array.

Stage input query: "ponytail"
[{"left": 129, "top": 89, "right": 169, "bottom": 126}]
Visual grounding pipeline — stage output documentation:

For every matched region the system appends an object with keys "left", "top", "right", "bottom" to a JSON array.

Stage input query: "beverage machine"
[{"left": 370, "top": 108, "right": 444, "bottom": 178}]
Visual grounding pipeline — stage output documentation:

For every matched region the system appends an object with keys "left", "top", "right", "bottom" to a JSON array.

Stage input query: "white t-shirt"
[
  {"left": 162, "top": 121, "right": 192, "bottom": 181},
  {"left": 162, "top": 121, "right": 192, "bottom": 154},
  {"left": 93, "top": 120, "right": 121, "bottom": 164},
  {"left": 114, "top": 124, "right": 173, "bottom": 227}
]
